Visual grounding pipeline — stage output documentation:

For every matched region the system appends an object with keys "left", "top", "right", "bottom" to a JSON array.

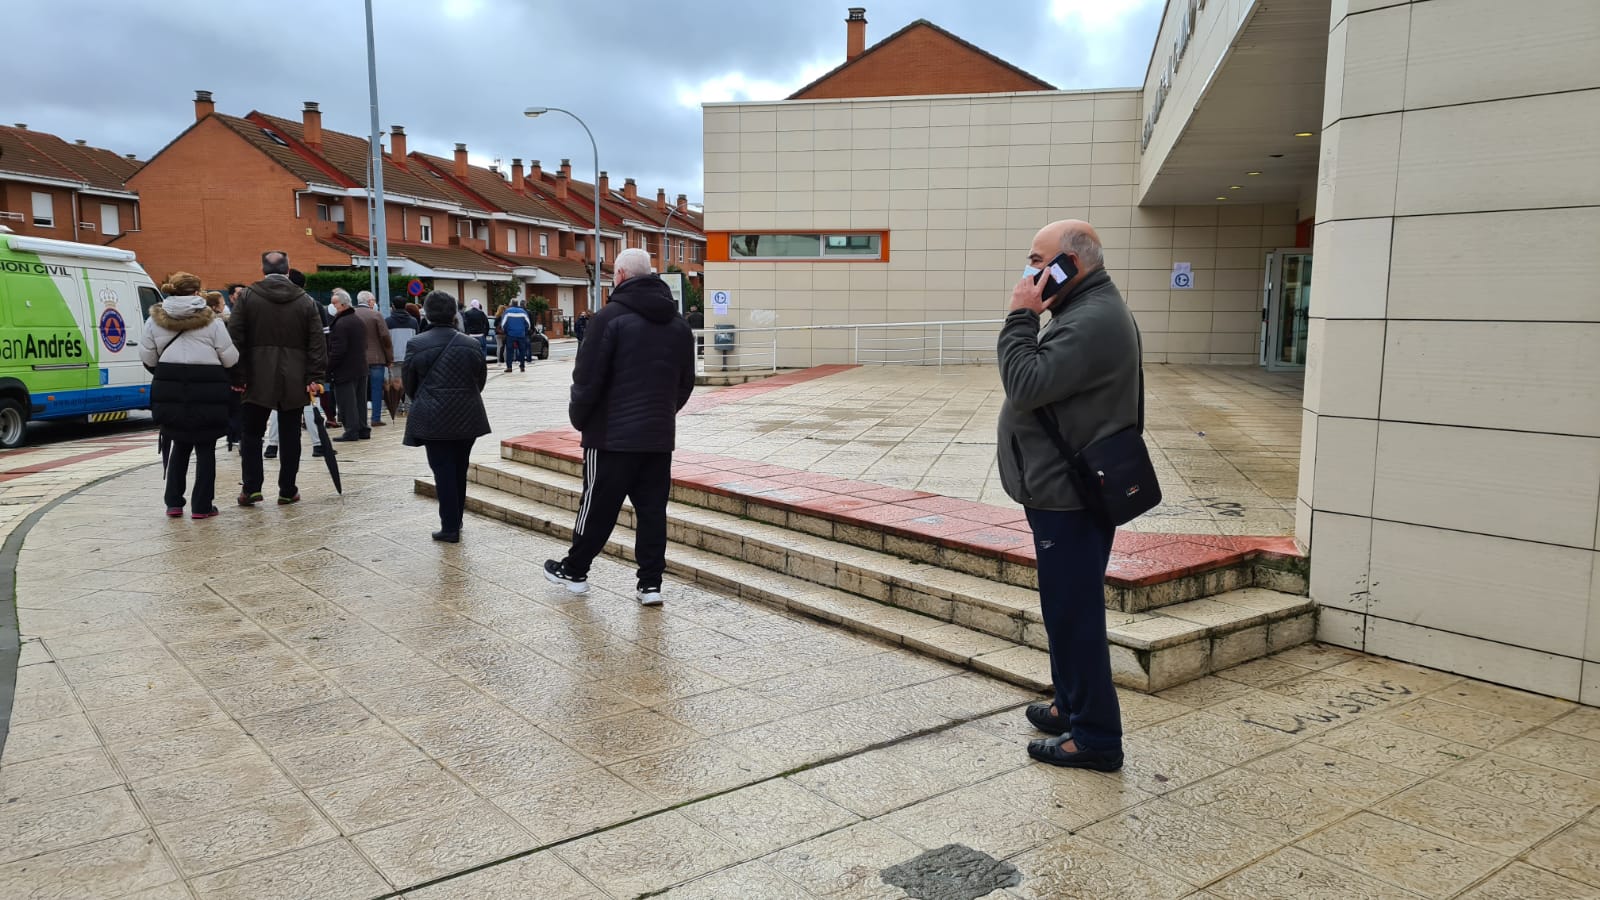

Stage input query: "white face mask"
[{"left": 1022, "top": 265, "right": 1041, "bottom": 281}]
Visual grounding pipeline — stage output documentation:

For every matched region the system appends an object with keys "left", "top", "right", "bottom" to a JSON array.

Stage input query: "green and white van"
[{"left": 0, "top": 228, "right": 158, "bottom": 448}]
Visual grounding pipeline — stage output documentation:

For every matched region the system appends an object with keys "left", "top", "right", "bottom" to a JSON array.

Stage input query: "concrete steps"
[
  {"left": 417, "top": 458, "right": 1316, "bottom": 693},
  {"left": 503, "top": 443, "right": 1308, "bottom": 613}
]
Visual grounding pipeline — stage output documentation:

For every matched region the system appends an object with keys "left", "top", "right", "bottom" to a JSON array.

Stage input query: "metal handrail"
[{"left": 692, "top": 318, "right": 1005, "bottom": 370}]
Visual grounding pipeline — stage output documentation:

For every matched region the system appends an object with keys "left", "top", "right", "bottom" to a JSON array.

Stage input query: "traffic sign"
[{"left": 407, "top": 279, "right": 425, "bottom": 297}]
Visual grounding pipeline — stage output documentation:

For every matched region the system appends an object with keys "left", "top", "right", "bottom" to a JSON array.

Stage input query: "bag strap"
[{"left": 1030, "top": 324, "right": 1146, "bottom": 459}]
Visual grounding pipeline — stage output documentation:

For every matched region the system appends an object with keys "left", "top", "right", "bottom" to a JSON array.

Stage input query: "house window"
[
  {"left": 315, "top": 203, "right": 346, "bottom": 233},
  {"left": 728, "top": 233, "right": 882, "bottom": 260},
  {"left": 539, "top": 233, "right": 549, "bottom": 256},
  {"left": 506, "top": 229, "right": 517, "bottom": 253},
  {"left": 31, "top": 192, "right": 54, "bottom": 228},
  {"left": 100, "top": 203, "right": 121, "bottom": 236},
  {"left": 476, "top": 225, "right": 489, "bottom": 242},
  {"left": 678, "top": 241, "right": 685, "bottom": 263},
  {"left": 419, "top": 215, "right": 433, "bottom": 243},
  {"left": 577, "top": 238, "right": 587, "bottom": 255}
]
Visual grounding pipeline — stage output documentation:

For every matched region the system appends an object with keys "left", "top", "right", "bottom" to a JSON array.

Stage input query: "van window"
[{"left": 138, "top": 286, "right": 161, "bottom": 322}]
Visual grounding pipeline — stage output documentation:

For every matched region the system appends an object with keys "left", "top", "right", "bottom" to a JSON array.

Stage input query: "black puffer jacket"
[
  {"left": 402, "top": 326, "right": 491, "bottom": 446},
  {"left": 569, "top": 275, "right": 695, "bottom": 452}
]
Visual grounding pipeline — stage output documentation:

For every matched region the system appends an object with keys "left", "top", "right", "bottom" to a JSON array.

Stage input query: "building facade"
[
  {"left": 0, "top": 124, "right": 140, "bottom": 247},
  {"left": 704, "top": 2, "right": 1600, "bottom": 702}
]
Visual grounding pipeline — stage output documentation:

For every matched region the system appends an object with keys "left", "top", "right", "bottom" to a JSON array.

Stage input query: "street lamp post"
[
  {"left": 524, "top": 107, "right": 600, "bottom": 313},
  {"left": 363, "top": 0, "right": 391, "bottom": 311}
]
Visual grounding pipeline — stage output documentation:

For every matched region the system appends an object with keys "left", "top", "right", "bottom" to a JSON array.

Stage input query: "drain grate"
[{"left": 880, "top": 843, "right": 1022, "bottom": 900}]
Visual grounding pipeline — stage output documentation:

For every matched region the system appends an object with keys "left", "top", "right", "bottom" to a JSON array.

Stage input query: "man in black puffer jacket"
[{"left": 544, "top": 248, "right": 695, "bottom": 605}]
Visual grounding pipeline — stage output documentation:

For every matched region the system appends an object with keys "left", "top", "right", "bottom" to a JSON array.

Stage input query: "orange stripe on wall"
[{"left": 703, "top": 231, "right": 890, "bottom": 263}]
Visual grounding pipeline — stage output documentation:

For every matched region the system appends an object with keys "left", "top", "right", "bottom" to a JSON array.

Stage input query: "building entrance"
[{"left": 1262, "top": 249, "right": 1311, "bottom": 371}]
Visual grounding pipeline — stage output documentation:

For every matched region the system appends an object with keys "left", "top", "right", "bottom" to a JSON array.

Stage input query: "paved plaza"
[{"left": 2, "top": 360, "right": 1598, "bottom": 899}]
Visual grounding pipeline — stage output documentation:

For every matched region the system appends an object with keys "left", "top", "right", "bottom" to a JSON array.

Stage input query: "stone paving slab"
[{"left": 0, "top": 359, "right": 1595, "bottom": 899}]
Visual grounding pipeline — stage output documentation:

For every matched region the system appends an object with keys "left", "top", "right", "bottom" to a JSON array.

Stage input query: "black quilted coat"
[
  {"left": 401, "top": 326, "right": 491, "bottom": 446},
  {"left": 568, "top": 275, "right": 695, "bottom": 452}
]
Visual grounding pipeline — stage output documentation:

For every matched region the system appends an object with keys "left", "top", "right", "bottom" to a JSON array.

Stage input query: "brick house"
[
  {"left": 788, "top": 8, "right": 1054, "bottom": 100},
  {"left": 0, "top": 124, "right": 140, "bottom": 246}
]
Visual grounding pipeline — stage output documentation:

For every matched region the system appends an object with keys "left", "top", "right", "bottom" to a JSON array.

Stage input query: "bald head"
[
  {"left": 1031, "top": 220, "right": 1104, "bottom": 271},
  {"left": 261, "top": 251, "right": 289, "bottom": 276}
]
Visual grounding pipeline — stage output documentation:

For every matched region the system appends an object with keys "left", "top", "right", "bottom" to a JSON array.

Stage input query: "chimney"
[
  {"left": 511, "top": 158, "right": 525, "bottom": 191},
  {"left": 556, "top": 172, "right": 569, "bottom": 201},
  {"left": 454, "top": 143, "right": 469, "bottom": 179},
  {"left": 559, "top": 158, "right": 572, "bottom": 179},
  {"left": 598, "top": 171, "right": 610, "bottom": 194},
  {"left": 677, "top": 193, "right": 688, "bottom": 213},
  {"left": 75, "top": 139, "right": 87, "bottom": 146},
  {"left": 193, "top": 90, "right": 214, "bottom": 121},
  {"left": 531, "top": 160, "right": 543, "bottom": 181},
  {"left": 847, "top": 8, "right": 867, "bottom": 60},
  {"left": 390, "top": 125, "right": 407, "bottom": 165},
  {"left": 623, "top": 178, "right": 638, "bottom": 203},
  {"left": 656, "top": 188, "right": 668, "bottom": 213},
  {"left": 125, "top": 154, "right": 137, "bottom": 160},
  {"left": 12, "top": 124, "right": 25, "bottom": 130},
  {"left": 302, "top": 101, "right": 322, "bottom": 150}
]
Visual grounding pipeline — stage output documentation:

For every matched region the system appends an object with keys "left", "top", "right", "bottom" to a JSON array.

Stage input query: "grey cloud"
[{"left": 11, "top": 1, "right": 1162, "bottom": 197}]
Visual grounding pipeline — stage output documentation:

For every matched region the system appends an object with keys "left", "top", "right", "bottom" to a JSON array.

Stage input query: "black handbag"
[{"left": 1032, "top": 362, "right": 1161, "bottom": 528}]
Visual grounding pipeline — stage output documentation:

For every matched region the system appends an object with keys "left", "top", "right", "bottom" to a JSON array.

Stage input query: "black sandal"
[
  {"left": 1026, "top": 701, "right": 1068, "bottom": 735},
  {"left": 1027, "top": 734, "right": 1123, "bottom": 772}
]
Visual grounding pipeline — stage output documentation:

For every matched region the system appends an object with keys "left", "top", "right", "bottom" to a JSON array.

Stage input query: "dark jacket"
[
  {"left": 228, "top": 275, "right": 327, "bottom": 409},
  {"left": 569, "top": 275, "right": 694, "bottom": 452},
  {"left": 686, "top": 309, "right": 704, "bottom": 330},
  {"left": 385, "top": 309, "right": 421, "bottom": 332},
  {"left": 462, "top": 306, "right": 489, "bottom": 335},
  {"left": 402, "top": 326, "right": 491, "bottom": 446},
  {"left": 995, "top": 268, "right": 1141, "bottom": 510},
  {"left": 326, "top": 306, "right": 368, "bottom": 384}
]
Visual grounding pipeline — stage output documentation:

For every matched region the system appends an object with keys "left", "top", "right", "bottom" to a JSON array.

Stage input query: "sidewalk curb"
[{"left": 0, "top": 461, "right": 157, "bottom": 757}]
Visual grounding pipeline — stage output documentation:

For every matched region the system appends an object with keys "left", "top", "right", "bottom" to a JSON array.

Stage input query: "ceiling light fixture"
[
  {"left": 1246, "top": 171, "right": 1262, "bottom": 176},
  {"left": 1230, "top": 185, "right": 1242, "bottom": 190},
  {"left": 1269, "top": 153, "right": 1284, "bottom": 158},
  {"left": 1294, "top": 131, "right": 1314, "bottom": 137},
  {"left": 1215, "top": 196, "right": 1228, "bottom": 201}
]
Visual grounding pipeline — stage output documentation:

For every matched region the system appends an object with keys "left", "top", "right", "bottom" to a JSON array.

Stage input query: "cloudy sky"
[{"left": 12, "top": 0, "right": 1164, "bottom": 198}]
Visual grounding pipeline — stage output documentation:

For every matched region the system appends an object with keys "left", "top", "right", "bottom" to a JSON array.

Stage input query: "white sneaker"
[
  {"left": 636, "top": 585, "right": 663, "bottom": 606},
  {"left": 543, "top": 559, "right": 589, "bottom": 594}
]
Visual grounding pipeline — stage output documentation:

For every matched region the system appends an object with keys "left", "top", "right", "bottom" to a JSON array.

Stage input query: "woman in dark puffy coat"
[
  {"left": 403, "top": 290, "right": 491, "bottom": 542},
  {"left": 141, "top": 272, "right": 241, "bottom": 518}
]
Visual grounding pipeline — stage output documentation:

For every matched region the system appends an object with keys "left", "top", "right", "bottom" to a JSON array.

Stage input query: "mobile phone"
[{"left": 1033, "top": 253, "right": 1078, "bottom": 306}]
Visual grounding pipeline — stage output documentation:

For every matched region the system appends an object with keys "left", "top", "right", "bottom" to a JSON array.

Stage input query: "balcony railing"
[{"left": 692, "top": 319, "right": 1004, "bottom": 373}]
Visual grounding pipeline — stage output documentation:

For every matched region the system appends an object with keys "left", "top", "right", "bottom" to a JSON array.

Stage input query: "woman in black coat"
[{"left": 403, "top": 290, "right": 492, "bottom": 542}]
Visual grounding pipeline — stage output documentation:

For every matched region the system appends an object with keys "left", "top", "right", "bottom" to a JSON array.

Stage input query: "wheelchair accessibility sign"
[
  {"left": 711, "top": 290, "right": 731, "bottom": 316},
  {"left": 1171, "top": 262, "right": 1193, "bottom": 289}
]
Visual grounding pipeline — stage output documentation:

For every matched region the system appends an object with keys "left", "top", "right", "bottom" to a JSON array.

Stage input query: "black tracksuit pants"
[{"left": 561, "top": 449, "right": 672, "bottom": 588}]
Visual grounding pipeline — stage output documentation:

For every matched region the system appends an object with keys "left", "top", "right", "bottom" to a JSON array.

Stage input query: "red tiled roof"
[
  {"left": 788, "top": 18, "right": 1054, "bottom": 99},
  {"left": 253, "top": 113, "right": 478, "bottom": 208},
  {"left": 0, "top": 125, "right": 139, "bottom": 192},
  {"left": 212, "top": 114, "right": 332, "bottom": 185},
  {"left": 320, "top": 233, "right": 510, "bottom": 275},
  {"left": 489, "top": 252, "right": 592, "bottom": 281},
  {"left": 409, "top": 153, "right": 571, "bottom": 224}
]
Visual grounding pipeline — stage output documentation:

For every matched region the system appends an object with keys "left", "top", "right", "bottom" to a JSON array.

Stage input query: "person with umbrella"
[
  {"left": 403, "top": 290, "right": 491, "bottom": 543},
  {"left": 229, "top": 251, "right": 327, "bottom": 506}
]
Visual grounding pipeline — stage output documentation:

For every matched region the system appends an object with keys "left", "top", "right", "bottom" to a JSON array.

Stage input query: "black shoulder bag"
[{"left": 1032, "top": 357, "right": 1162, "bottom": 528}]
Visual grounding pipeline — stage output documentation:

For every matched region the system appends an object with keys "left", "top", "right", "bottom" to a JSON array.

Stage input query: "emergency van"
[{"left": 0, "top": 228, "right": 158, "bottom": 448}]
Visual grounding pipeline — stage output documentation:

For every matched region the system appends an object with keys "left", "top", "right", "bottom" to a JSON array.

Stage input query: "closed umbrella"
[{"left": 308, "top": 397, "right": 342, "bottom": 494}]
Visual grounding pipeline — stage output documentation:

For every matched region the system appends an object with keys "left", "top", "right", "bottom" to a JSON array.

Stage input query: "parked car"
[{"left": 485, "top": 323, "right": 548, "bottom": 363}]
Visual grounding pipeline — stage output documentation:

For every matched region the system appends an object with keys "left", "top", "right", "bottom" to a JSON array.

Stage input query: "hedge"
[{"left": 304, "top": 269, "right": 432, "bottom": 305}]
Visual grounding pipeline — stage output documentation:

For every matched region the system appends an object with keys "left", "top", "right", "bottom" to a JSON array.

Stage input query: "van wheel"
[{"left": 0, "top": 399, "right": 27, "bottom": 449}]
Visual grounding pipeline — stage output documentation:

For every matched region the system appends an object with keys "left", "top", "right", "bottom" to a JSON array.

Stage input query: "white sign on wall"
[
  {"left": 711, "top": 290, "right": 731, "bottom": 316},
  {"left": 1171, "top": 262, "right": 1194, "bottom": 290}
]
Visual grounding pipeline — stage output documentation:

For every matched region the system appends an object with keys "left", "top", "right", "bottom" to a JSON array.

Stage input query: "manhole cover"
[{"left": 880, "top": 843, "right": 1022, "bottom": 900}]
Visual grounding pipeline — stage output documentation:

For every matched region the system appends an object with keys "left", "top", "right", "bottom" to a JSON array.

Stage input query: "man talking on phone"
[{"left": 997, "top": 219, "right": 1141, "bottom": 771}]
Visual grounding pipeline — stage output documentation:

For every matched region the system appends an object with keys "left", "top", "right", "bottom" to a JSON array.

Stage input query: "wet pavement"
[{"left": 1, "top": 359, "right": 1597, "bottom": 899}]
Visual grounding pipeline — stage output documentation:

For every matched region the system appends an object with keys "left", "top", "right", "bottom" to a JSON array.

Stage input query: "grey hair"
[
  {"left": 1060, "top": 230, "right": 1104, "bottom": 270},
  {"left": 356, "top": 290, "right": 376, "bottom": 308},
  {"left": 330, "top": 287, "right": 352, "bottom": 307},
  {"left": 614, "top": 247, "right": 653, "bottom": 280}
]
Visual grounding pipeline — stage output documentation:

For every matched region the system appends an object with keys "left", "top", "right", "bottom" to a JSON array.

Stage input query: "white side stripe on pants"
[{"left": 575, "top": 448, "right": 598, "bottom": 535}]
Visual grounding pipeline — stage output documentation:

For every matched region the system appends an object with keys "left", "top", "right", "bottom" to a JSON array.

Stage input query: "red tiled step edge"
[
  {"left": 681, "top": 365, "right": 858, "bottom": 414},
  {"left": 504, "top": 429, "right": 1303, "bottom": 589}
]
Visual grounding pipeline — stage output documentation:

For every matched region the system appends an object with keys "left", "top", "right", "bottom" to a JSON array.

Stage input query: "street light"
[{"left": 525, "top": 106, "right": 601, "bottom": 313}]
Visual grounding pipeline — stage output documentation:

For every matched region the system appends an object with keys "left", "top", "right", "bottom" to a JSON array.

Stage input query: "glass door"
[{"left": 1264, "top": 249, "right": 1312, "bottom": 370}]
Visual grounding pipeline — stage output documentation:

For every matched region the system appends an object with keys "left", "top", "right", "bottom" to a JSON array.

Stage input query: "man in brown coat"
[
  {"left": 228, "top": 250, "right": 328, "bottom": 506},
  {"left": 354, "top": 291, "right": 394, "bottom": 433}
]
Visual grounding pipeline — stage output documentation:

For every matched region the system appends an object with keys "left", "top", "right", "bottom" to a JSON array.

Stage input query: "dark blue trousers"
[{"left": 1026, "top": 507, "right": 1122, "bottom": 752}]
